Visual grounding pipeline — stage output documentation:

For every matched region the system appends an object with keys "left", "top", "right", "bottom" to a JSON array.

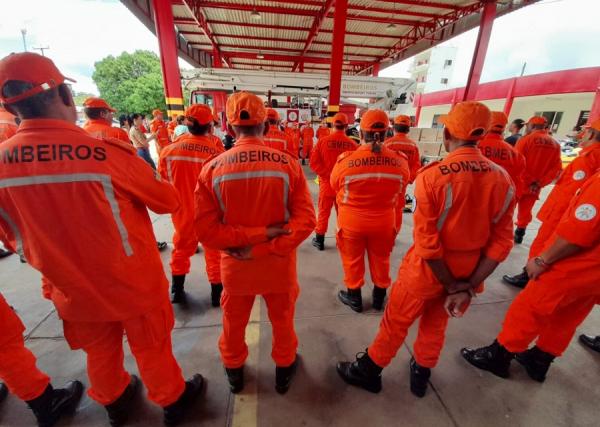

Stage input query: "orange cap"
[
  {"left": 439, "top": 101, "right": 491, "bottom": 141},
  {"left": 528, "top": 116, "right": 547, "bottom": 126},
  {"left": 393, "top": 115, "right": 411, "bottom": 126},
  {"left": 489, "top": 111, "right": 508, "bottom": 132},
  {"left": 152, "top": 109, "right": 163, "bottom": 117},
  {"left": 0, "top": 52, "right": 76, "bottom": 104},
  {"left": 332, "top": 112, "right": 348, "bottom": 125},
  {"left": 589, "top": 119, "right": 600, "bottom": 132},
  {"left": 83, "top": 97, "right": 116, "bottom": 112},
  {"left": 185, "top": 104, "right": 213, "bottom": 125},
  {"left": 226, "top": 91, "right": 266, "bottom": 126},
  {"left": 360, "top": 109, "right": 389, "bottom": 132},
  {"left": 266, "top": 108, "right": 280, "bottom": 121}
]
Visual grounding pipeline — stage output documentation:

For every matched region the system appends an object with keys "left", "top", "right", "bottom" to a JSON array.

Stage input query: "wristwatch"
[{"left": 534, "top": 256, "right": 551, "bottom": 268}]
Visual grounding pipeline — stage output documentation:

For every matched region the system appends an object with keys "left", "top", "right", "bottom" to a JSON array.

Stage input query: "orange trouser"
[
  {"left": 368, "top": 283, "right": 450, "bottom": 368},
  {"left": 63, "top": 301, "right": 185, "bottom": 407},
  {"left": 0, "top": 296, "right": 50, "bottom": 401},
  {"left": 336, "top": 227, "right": 395, "bottom": 289},
  {"left": 315, "top": 183, "right": 337, "bottom": 235},
  {"left": 528, "top": 219, "right": 555, "bottom": 259},
  {"left": 219, "top": 287, "right": 299, "bottom": 368},
  {"left": 394, "top": 197, "right": 404, "bottom": 232},
  {"left": 171, "top": 228, "right": 221, "bottom": 283},
  {"left": 516, "top": 193, "right": 538, "bottom": 228}
]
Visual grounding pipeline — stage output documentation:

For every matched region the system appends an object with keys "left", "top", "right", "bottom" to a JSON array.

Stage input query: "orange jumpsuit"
[
  {"left": 0, "top": 108, "right": 17, "bottom": 142},
  {"left": 514, "top": 130, "right": 562, "bottom": 228},
  {"left": 310, "top": 130, "right": 358, "bottom": 235},
  {"left": 529, "top": 142, "right": 600, "bottom": 257},
  {"left": 330, "top": 145, "right": 410, "bottom": 289},
  {"left": 478, "top": 132, "right": 526, "bottom": 196},
  {"left": 150, "top": 118, "right": 171, "bottom": 154},
  {"left": 83, "top": 119, "right": 131, "bottom": 144},
  {"left": 300, "top": 126, "right": 314, "bottom": 160},
  {"left": 368, "top": 147, "right": 515, "bottom": 368},
  {"left": 264, "top": 126, "right": 295, "bottom": 157},
  {"left": 194, "top": 136, "right": 315, "bottom": 368},
  {"left": 158, "top": 133, "right": 224, "bottom": 284},
  {"left": 498, "top": 171, "right": 600, "bottom": 356},
  {"left": 0, "top": 293, "right": 50, "bottom": 401},
  {"left": 285, "top": 126, "right": 300, "bottom": 157},
  {"left": 316, "top": 126, "right": 330, "bottom": 140},
  {"left": 167, "top": 120, "right": 177, "bottom": 141},
  {"left": 209, "top": 134, "right": 225, "bottom": 152},
  {"left": 0, "top": 119, "right": 185, "bottom": 407}
]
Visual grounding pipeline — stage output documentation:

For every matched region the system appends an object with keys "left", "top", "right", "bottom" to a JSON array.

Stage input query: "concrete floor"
[{"left": 1, "top": 165, "right": 599, "bottom": 427}]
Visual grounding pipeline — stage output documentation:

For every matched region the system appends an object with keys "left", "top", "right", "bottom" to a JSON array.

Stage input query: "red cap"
[
  {"left": 393, "top": 115, "right": 411, "bottom": 126},
  {"left": 528, "top": 116, "right": 547, "bottom": 126},
  {"left": 266, "top": 108, "right": 280, "bottom": 121},
  {"left": 589, "top": 119, "right": 600, "bottom": 132},
  {"left": 185, "top": 104, "right": 213, "bottom": 125},
  {"left": 83, "top": 97, "right": 116, "bottom": 112},
  {"left": 439, "top": 101, "right": 491, "bottom": 141},
  {"left": 489, "top": 111, "right": 508, "bottom": 132},
  {"left": 0, "top": 52, "right": 75, "bottom": 104},
  {"left": 360, "top": 109, "right": 389, "bottom": 132},
  {"left": 332, "top": 112, "right": 348, "bottom": 125},
  {"left": 152, "top": 109, "right": 163, "bottom": 117},
  {"left": 226, "top": 92, "right": 266, "bottom": 126}
]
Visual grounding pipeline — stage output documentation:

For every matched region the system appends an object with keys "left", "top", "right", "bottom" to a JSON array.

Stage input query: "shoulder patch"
[
  {"left": 573, "top": 170, "right": 586, "bottom": 181},
  {"left": 101, "top": 137, "right": 136, "bottom": 154},
  {"left": 575, "top": 203, "right": 596, "bottom": 221}
]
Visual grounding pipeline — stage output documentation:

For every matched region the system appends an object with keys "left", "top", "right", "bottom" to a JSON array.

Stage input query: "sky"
[{"left": 0, "top": 0, "right": 598, "bottom": 95}]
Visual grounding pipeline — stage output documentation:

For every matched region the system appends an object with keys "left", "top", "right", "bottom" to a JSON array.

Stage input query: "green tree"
[{"left": 92, "top": 50, "right": 167, "bottom": 115}]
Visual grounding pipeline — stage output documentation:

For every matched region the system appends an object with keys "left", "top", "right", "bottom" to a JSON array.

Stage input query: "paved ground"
[{"left": 0, "top": 165, "right": 599, "bottom": 427}]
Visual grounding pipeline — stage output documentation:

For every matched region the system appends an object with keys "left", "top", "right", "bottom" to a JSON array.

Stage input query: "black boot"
[
  {"left": 225, "top": 367, "right": 244, "bottom": 394},
  {"left": 461, "top": 340, "right": 514, "bottom": 379},
  {"left": 502, "top": 269, "right": 529, "bottom": 289},
  {"left": 409, "top": 357, "right": 431, "bottom": 398},
  {"left": 275, "top": 356, "right": 298, "bottom": 394},
  {"left": 336, "top": 350, "right": 383, "bottom": 393},
  {"left": 104, "top": 375, "right": 140, "bottom": 427},
  {"left": 0, "top": 383, "right": 7, "bottom": 403},
  {"left": 171, "top": 275, "right": 187, "bottom": 304},
  {"left": 0, "top": 248, "right": 12, "bottom": 259},
  {"left": 163, "top": 374, "right": 204, "bottom": 426},
  {"left": 338, "top": 288, "right": 363, "bottom": 313},
  {"left": 26, "top": 381, "right": 84, "bottom": 427},
  {"left": 311, "top": 234, "right": 325, "bottom": 251},
  {"left": 514, "top": 227, "right": 526, "bottom": 244},
  {"left": 579, "top": 334, "right": 600, "bottom": 353},
  {"left": 372, "top": 286, "right": 387, "bottom": 311},
  {"left": 403, "top": 194, "right": 414, "bottom": 213},
  {"left": 211, "top": 283, "right": 223, "bottom": 307},
  {"left": 515, "top": 346, "right": 555, "bottom": 383}
]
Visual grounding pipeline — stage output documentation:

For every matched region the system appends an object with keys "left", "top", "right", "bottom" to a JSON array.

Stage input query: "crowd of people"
[{"left": 0, "top": 52, "right": 599, "bottom": 427}]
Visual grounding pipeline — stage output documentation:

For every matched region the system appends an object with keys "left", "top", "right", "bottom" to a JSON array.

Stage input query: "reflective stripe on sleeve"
[
  {"left": 493, "top": 186, "right": 515, "bottom": 224},
  {"left": 436, "top": 184, "right": 453, "bottom": 231}
]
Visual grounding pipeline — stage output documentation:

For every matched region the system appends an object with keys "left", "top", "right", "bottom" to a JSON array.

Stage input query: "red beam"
[
  {"left": 194, "top": 43, "right": 378, "bottom": 58},
  {"left": 345, "top": 4, "right": 440, "bottom": 19},
  {"left": 294, "top": 0, "right": 335, "bottom": 71},
  {"left": 329, "top": 13, "right": 435, "bottom": 28},
  {"left": 463, "top": 1, "right": 496, "bottom": 101},
  {"left": 206, "top": 33, "right": 389, "bottom": 50},
  {"left": 329, "top": 0, "right": 348, "bottom": 109},
  {"left": 181, "top": 1, "right": 231, "bottom": 67},
  {"left": 219, "top": 51, "right": 367, "bottom": 66},
  {"left": 361, "top": 0, "right": 460, "bottom": 10}
]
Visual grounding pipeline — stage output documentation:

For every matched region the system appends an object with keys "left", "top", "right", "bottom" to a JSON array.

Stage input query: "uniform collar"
[
  {"left": 445, "top": 145, "right": 480, "bottom": 159},
  {"left": 483, "top": 133, "right": 503, "bottom": 141},
  {"left": 87, "top": 119, "right": 110, "bottom": 127},
  {"left": 18, "top": 118, "right": 86, "bottom": 134},
  {"left": 235, "top": 136, "right": 265, "bottom": 147},
  {"left": 580, "top": 142, "right": 600, "bottom": 154}
]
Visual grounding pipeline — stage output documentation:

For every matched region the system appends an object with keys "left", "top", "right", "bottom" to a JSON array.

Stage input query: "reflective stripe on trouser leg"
[
  {"left": 412, "top": 296, "right": 451, "bottom": 368},
  {"left": 516, "top": 193, "right": 537, "bottom": 228},
  {"left": 203, "top": 246, "right": 222, "bottom": 283},
  {"left": 336, "top": 229, "right": 367, "bottom": 289},
  {"left": 368, "top": 283, "right": 426, "bottom": 368},
  {"left": 264, "top": 287, "right": 300, "bottom": 367},
  {"left": 365, "top": 228, "right": 395, "bottom": 289},
  {"left": 219, "top": 293, "right": 256, "bottom": 368},
  {"left": 316, "top": 184, "right": 336, "bottom": 235},
  {"left": 0, "top": 335, "right": 50, "bottom": 401}
]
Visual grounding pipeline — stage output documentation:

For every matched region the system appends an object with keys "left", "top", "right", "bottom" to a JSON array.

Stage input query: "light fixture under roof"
[
  {"left": 250, "top": 9, "right": 262, "bottom": 20},
  {"left": 386, "top": 23, "right": 397, "bottom": 32},
  {"left": 257, "top": 52, "right": 265, "bottom": 59}
]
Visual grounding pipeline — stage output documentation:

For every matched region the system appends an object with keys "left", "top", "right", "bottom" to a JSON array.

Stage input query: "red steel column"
[
  {"left": 372, "top": 62, "right": 380, "bottom": 77},
  {"left": 587, "top": 75, "right": 600, "bottom": 123},
  {"left": 463, "top": 1, "right": 496, "bottom": 101},
  {"left": 152, "top": 0, "right": 184, "bottom": 117},
  {"left": 503, "top": 77, "right": 517, "bottom": 116},
  {"left": 414, "top": 93, "right": 422, "bottom": 127},
  {"left": 299, "top": 62, "right": 304, "bottom": 72},
  {"left": 213, "top": 47, "right": 222, "bottom": 69},
  {"left": 327, "top": 0, "right": 348, "bottom": 118}
]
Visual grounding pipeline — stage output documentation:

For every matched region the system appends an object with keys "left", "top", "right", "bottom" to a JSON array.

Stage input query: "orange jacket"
[
  {"left": 331, "top": 144, "right": 410, "bottom": 232},
  {"left": 194, "top": 136, "right": 316, "bottom": 295},
  {"left": 316, "top": 126, "right": 330, "bottom": 140},
  {"left": 83, "top": 119, "right": 131, "bottom": 144},
  {"left": 0, "top": 108, "right": 17, "bottom": 143},
  {"left": 515, "top": 130, "right": 562, "bottom": 189},
  {"left": 209, "top": 134, "right": 225, "bottom": 152},
  {"left": 167, "top": 120, "right": 177, "bottom": 139},
  {"left": 0, "top": 119, "right": 180, "bottom": 322},
  {"left": 264, "top": 127, "right": 295, "bottom": 157},
  {"left": 385, "top": 133, "right": 421, "bottom": 183},
  {"left": 537, "top": 142, "right": 600, "bottom": 226},
  {"left": 400, "top": 147, "right": 515, "bottom": 299},
  {"left": 478, "top": 132, "right": 526, "bottom": 196},
  {"left": 310, "top": 130, "right": 358, "bottom": 191},
  {"left": 150, "top": 118, "right": 170, "bottom": 149}
]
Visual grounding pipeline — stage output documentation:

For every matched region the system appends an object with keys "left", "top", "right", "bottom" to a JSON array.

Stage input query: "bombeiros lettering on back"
[
  {"left": 438, "top": 160, "right": 495, "bottom": 175},
  {"left": 211, "top": 149, "right": 290, "bottom": 169},
  {"left": 348, "top": 155, "right": 404, "bottom": 168},
  {"left": 180, "top": 142, "right": 219, "bottom": 155},
  {"left": 2, "top": 144, "right": 107, "bottom": 164}
]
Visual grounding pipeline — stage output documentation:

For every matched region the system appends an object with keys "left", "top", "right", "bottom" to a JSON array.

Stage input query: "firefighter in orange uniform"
[
  {"left": 0, "top": 292, "right": 84, "bottom": 425},
  {"left": 503, "top": 118, "right": 600, "bottom": 288},
  {"left": 330, "top": 110, "right": 410, "bottom": 312},
  {"left": 310, "top": 112, "right": 358, "bottom": 251},
  {"left": 82, "top": 97, "right": 131, "bottom": 144},
  {"left": 0, "top": 106, "right": 17, "bottom": 142},
  {"left": 513, "top": 116, "right": 562, "bottom": 243},
  {"left": 194, "top": 92, "right": 316, "bottom": 395},
  {"left": 300, "top": 122, "right": 314, "bottom": 164},
  {"left": 337, "top": 102, "right": 515, "bottom": 397},
  {"left": 0, "top": 53, "right": 203, "bottom": 425},
  {"left": 158, "top": 104, "right": 225, "bottom": 306},
  {"left": 167, "top": 114, "right": 177, "bottom": 141},
  {"left": 150, "top": 109, "right": 171, "bottom": 155},
  {"left": 463, "top": 169, "right": 600, "bottom": 382},
  {"left": 264, "top": 108, "right": 294, "bottom": 155},
  {"left": 316, "top": 119, "right": 330, "bottom": 140}
]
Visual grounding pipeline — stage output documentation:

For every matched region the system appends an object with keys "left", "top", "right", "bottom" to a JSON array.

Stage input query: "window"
[
  {"left": 533, "top": 111, "right": 563, "bottom": 132},
  {"left": 432, "top": 114, "right": 444, "bottom": 128},
  {"left": 440, "top": 78, "right": 449, "bottom": 84},
  {"left": 444, "top": 59, "right": 453, "bottom": 67},
  {"left": 577, "top": 111, "right": 590, "bottom": 129}
]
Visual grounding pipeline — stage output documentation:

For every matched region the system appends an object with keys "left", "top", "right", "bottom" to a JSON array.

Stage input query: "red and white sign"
[{"left": 287, "top": 109, "right": 299, "bottom": 123}]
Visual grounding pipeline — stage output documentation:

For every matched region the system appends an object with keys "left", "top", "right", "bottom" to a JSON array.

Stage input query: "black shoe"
[
  {"left": 275, "top": 356, "right": 298, "bottom": 394},
  {"left": 311, "top": 234, "right": 325, "bottom": 251},
  {"left": 0, "top": 383, "right": 7, "bottom": 403},
  {"left": 403, "top": 194, "right": 414, "bottom": 213},
  {"left": 338, "top": 288, "right": 363, "bottom": 313},
  {"left": 0, "top": 248, "right": 12, "bottom": 259},
  {"left": 579, "top": 334, "right": 600, "bottom": 353},
  {"left": 336, "top": 350, "right": 382, "bottom": 393},
  {"left": 211, "top": 283, "right": 223, "bottom": 307},
  {"left": 515, "top": 346, "right": 555, "bottom": 383},
  {"left": 195, "top": 246, "right": 201, "bottom": 254},
  {"left": 26, "top": 381, "right": 84, "bottom": 427},
  {"left": 157, "top": 241, "right": 168, "bottom": 251},
  {"left": 514, "top": 227, "right": 526, "bottom": 244},
  {"left": 461, "top": 340, "right": 513, "bottom": 379},
  {"left": 409, "top": 357, "right": 430, "bottom": 398},
  {"left": 225, "top": 367, "right": 244, "bottom": 394},
  {"left": 502, "top": 269, "right": 529, "bottom": 289},
  {"left": 171, "top": 275, "right": 187, "bottom": 304},
  {"left": 372, "top": 286, "right": 387, "bottom": 311},
  {"left": 105, "top": 375, "right": 140, "bottom": 427},
  {"left": 163, "top": 374, "right": 204, "bottom": 426}
]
